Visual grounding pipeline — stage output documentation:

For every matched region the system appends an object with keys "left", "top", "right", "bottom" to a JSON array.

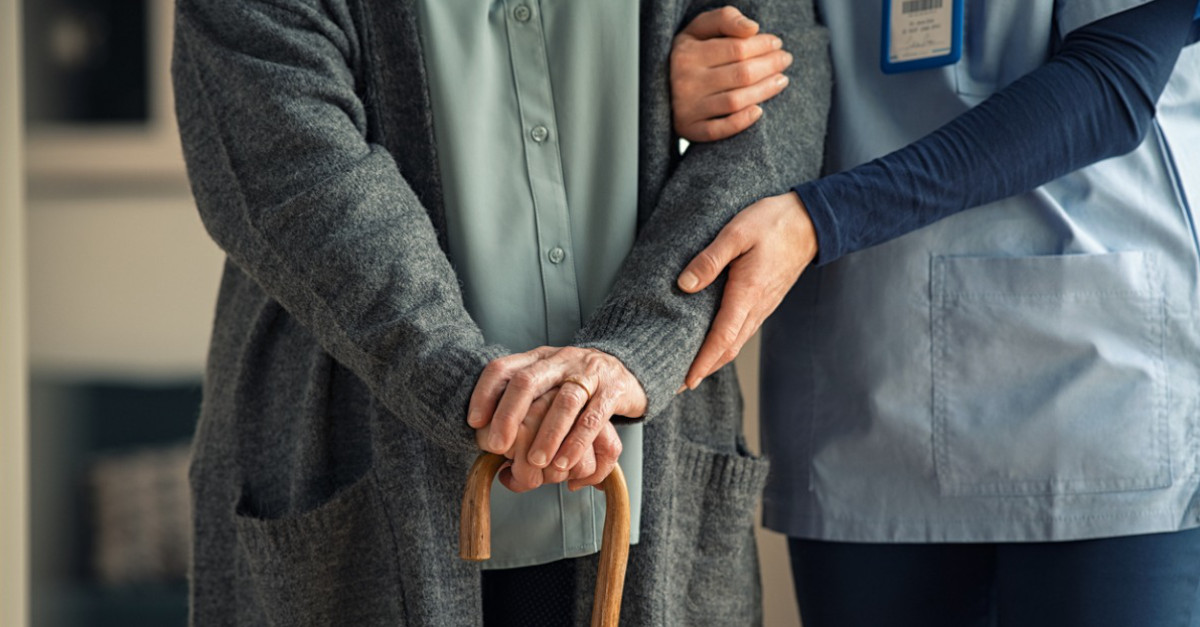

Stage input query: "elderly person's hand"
[
  {"left": 468, "top": 346, "right": 646, "bottom": 489},
  {"left": 670, "top": 6, "right": 794, "bottom": 143},
  {"left": 475, "top": 389, "right": 624, "bottom": 493},
  {"left": 677, "top": 191, "right": 818, "bottom": 389}
]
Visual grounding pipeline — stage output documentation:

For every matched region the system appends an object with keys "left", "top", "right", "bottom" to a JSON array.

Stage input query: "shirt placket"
[
  {"left": 504, "top": 0, "right": 583, "bottom": 347},
  {"left": 503, "top": 0, "right": 599, "bottom": 559}
]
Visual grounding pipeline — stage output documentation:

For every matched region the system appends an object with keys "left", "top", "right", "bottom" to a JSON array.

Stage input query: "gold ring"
[{"left": 562, "top": 376, "right": 594, "bottom": 404}]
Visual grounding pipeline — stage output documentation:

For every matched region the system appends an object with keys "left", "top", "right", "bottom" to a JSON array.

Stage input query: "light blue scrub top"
[
  {"left": 762, "top": 0, "right": 1200, "bottom": 543},
  {"left": 416, "top": 0, "right": 642, "bottom": 569}
]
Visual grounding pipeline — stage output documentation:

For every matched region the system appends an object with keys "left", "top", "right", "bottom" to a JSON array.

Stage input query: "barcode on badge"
[{"left": 902, "top": 0, "right": 943, "bottom": 13}]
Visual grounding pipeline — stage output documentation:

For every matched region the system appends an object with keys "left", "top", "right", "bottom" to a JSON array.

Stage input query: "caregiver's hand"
[
  {"left": 671, "top": 6, "right": 793, "bottom": 142},
  {"left": 677, "top": 191, "right": 818, "bottom": 389},
  {"left": 468, "top": 347, "right": 646, "bottom": 487}
]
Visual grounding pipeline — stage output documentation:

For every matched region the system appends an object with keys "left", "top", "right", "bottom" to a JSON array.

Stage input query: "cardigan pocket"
[
  {"left": 234, "top": 467, "right": 406, "bottom": 626},
  {"left": 931, "top": 251, "right": 1170, "bottom": 497},
  {"left": 667, "top": 437, "right": 770, "bottom": 625}
]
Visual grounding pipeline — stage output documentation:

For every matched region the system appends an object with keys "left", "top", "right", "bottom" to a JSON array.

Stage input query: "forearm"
[
  {"left": 174, "top": 0, "right": 501, "bottom": 452},
  {"left": 576, "top": 0, "right": 831, "bottom": 417},
  {"left": 801, "top": 0, "right": 1196, "bottom": 265}
]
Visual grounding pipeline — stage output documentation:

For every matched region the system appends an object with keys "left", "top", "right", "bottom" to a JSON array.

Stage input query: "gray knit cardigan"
[{"left": 172, "top": 0, "right": 829, "bottom": 624}]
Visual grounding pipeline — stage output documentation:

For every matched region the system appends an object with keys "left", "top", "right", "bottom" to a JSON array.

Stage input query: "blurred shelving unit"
[{"left": 23, "top": 0, "right": 223, "bottom": 624}]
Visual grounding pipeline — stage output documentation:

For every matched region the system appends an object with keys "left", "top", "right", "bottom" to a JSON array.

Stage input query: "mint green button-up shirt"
[{"left": 416, "top": 0, "right": 643, "bottom": 569}]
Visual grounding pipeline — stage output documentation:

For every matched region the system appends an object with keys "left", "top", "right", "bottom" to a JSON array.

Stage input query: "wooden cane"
[{"left": 460, "top": 452, "right": 630, "bottom": 627}]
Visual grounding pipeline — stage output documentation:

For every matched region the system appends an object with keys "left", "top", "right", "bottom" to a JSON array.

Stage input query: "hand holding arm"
[
  {"left": 676, "top": 191, "right": 817, "bottom": 388},
  {"left": 670, "top": 7, "right": 795, "bottom": 142},
  {"left": 669, "top": 0, "right": 1195, "bottom": 387}
]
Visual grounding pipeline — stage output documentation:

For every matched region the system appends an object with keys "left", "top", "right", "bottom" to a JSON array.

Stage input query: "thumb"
[
  {"left": 677, "top": 222, "right": 751, "bottom": 293},
  {"left": 680, "top": 6, "right": 760, "bottom": 41}
]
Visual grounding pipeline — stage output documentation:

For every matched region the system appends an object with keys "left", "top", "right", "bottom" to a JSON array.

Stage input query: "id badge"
[{"left": 881, "top": 0, "right": 963, "bottom": 74}]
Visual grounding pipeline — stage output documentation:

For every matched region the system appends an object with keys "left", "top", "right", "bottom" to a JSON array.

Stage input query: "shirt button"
[
  {"left": 548, "top": 247, "right": 566, "bottom": 264},
  {"left": 530, "top": 125, "right": 549, "bottom": 143},
  {"left": 513, "top": 5, "right": 532, "bottom": 22}
]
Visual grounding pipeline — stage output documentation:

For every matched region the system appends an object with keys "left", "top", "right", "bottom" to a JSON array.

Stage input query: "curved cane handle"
[{"left": 460, "top": 452, "right": 630, "bottom": 627}]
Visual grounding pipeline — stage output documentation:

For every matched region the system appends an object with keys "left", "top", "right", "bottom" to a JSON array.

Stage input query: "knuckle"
[
  {"left": 725, "top": 38, "right": 750, "bottom": 61},
  {"left": 696, "top": 249, "right": 724, "bottom": 276},
  {"left": 716, "top": 92, "right": 741, "bottom": 114},
  {"left": 481, "top": 360, "right": 507, "bottom": 380},
  {"left": 510, "top": 370, "right": 537, "bottom": 391},
  {"left": 693, "top": 123, "right": 720, "bottom": 143},
  {"left": 603, "top": 435, "right": 623, "bottom": 460},
  {"left": 718, "top": 325, "right": 741, "bottom": 346},
  {"left": 578, "top": 411, "right": 604, "bottom": 432},
  {"left": 584, "top": 352, "right": 607, "bottom": 372},
  {"left": 732, "top": 63, "right": 755, "bottom": 86},
  {"left": 723, "top": 221, "right": 750, "bottom": 243}
]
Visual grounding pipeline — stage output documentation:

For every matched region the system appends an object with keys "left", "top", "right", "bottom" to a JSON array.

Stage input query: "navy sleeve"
[
  {"left": 798, "top": 0, "right": 1196, "bottom": 266},
  {"left": 1191, "top": 1, "right": 1199, "bottom": 44}
]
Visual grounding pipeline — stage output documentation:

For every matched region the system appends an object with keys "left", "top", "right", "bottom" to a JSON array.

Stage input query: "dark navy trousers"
[{"left": 789, "top": 527, "right": 1200, "bottom": 627}]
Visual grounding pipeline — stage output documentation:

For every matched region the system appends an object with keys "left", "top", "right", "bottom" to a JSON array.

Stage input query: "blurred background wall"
[
  {"left": 23, "top": 0, "right": 221, "bottom": 623},
  {"left": 18, "top": 0, "right": 802, "bottom": 624},
  {"left": 4, "top": 0, "right": 31, "bottom": 624}
]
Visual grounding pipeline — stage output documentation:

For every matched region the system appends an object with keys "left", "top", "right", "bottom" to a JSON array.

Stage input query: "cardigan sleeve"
[
  {"left": 574, "top": 0, "right": 832, "bottom": 418},
  {"left": 173, "top": 0, "right": 503, "bottom": 454}
]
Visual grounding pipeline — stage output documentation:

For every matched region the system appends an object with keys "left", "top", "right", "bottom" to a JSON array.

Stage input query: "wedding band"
[{"left": 562, "top": 376, "right": 594, "bottom": 403}]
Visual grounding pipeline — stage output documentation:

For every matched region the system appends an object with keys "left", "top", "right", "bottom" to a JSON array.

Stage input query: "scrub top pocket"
[{"left": 931, "top": 251, "right": 1170, "bottom": 497}]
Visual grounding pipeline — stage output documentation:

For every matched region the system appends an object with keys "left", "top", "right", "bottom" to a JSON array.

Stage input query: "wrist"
[{"left": 785, "top": 191, "right": 819, "bottom": 265}]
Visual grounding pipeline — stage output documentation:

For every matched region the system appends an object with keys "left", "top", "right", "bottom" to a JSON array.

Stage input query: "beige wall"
[
  {"left": 27, "top": 192, "right": 224, "bottom": 378},
  {"left": 1, "top": 0, "right": 30, "bottom": 623}
]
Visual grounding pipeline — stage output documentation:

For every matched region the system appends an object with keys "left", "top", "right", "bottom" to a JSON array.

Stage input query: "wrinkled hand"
[
  {"left": 475, "top": 388, "right": 624, "bottom": 493},
  {"left": 671, "top": 6, "right": 794, "bottom": 143},
  {"left": 468, "top": 347, "right": 646, "bottom": 490},
  {"left": 677, "top": 192, "right": 818, "bottom": 389}
]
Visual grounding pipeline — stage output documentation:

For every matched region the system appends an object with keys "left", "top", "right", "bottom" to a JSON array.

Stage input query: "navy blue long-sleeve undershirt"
[{"left": 798, "top": 0, "right": 1199, "bottom": 266}]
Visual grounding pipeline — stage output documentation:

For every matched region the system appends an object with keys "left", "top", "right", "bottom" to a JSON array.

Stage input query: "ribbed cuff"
[
  {"left": 390, "top": 343, "right": 509, "bottom": 454},
  {"left": 575, "top": 299, "right": 703, "bottom": 421}
]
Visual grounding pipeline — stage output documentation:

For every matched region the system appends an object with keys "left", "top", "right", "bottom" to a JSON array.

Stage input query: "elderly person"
[{"left": 172, "top": 0, "right": 828, "bottom": 624}]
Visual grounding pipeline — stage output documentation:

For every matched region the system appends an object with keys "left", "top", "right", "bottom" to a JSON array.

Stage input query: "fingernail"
[
  {"left": 529, "top": 450, "right": 547, "bottom": 467},
  {"left": 679, "top": 271, "right": 699, "bottom": 291},
  {"left": 467, "top": 410, "right": 481, "bottom": 427},
  {"left": 553, "top": 457, "right": 570, "bottom": 471},
  {"left": 752, "top": 105, "right": 764, "bottom": 119},
  {"left": 675, "top": 385, "right": 687, "bottom": 395},
  {"left": 776, "top": 75, "right": 789, "bottom": 88},
  {"left": 738, "top": 18, "right": 758, "bottom": 30},
  {"left": 488, "top": 432, "right": 505, "bottom": 451},
  {"left": 772, "top": 36, "right": 783, "bottom": 50},
  {"left": 784, "top": 52, "right": 794, "bottom": 65}
]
